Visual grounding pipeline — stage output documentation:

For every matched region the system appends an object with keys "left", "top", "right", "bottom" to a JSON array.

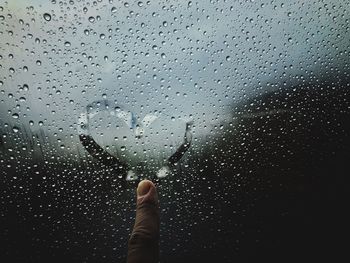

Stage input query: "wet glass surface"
[{"left": 1, "top": 0, "right": 349, "bottom": 262}]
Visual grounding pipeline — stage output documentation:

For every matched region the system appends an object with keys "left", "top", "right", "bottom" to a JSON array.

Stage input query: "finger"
[{"left": 127, "top": 180, "right": 159, "bottom": 263}]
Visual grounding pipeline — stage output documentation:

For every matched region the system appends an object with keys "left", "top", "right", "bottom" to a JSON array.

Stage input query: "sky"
[{"left": 1, "top": 0, "right": 349, "bottom": 164}]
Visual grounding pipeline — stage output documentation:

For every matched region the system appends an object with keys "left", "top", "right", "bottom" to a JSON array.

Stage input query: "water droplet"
[
  {"left": 12, "top": 127, "right": 20, "bottom": 133},
  {"left": 111, "top": 6, "right": 117, "bottom": 13},
  {"left": 226, "top": 56, "right": 231, "bottom": 61},
  {"left": 88, "top": 16, "right": 95, "bottom": 23},
  {"left": 43, "top": 13, "right": 51, "bottom": 21},
  {"left": 64, "top": 41, "right": 71, "bottom": 47},
  {"left": 12, "top": 113, "right": 19, "bottom": 119}
]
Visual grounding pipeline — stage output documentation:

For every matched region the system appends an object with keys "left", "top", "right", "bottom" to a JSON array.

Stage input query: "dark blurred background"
[{"left": 1, "top": 75, "right": 349, "bottom": 262}]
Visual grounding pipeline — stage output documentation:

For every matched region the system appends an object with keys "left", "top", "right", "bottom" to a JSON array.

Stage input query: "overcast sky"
[{"left": 1, "top": 0, "right": 349, "bottom": 160}]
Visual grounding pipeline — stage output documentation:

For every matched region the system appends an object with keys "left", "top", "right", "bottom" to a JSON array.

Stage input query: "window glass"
[{"left": 1, "top": 0, "right": 349, "bottom": 261}]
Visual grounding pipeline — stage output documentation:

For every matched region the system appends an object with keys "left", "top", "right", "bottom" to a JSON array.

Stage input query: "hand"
[{"left": 127, "top": 180, "right": 160, "bottom": 263}]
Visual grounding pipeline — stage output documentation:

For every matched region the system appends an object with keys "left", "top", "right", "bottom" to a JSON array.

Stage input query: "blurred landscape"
[{"left": 1, "top": 0, "right": 350, "bottom": 262}]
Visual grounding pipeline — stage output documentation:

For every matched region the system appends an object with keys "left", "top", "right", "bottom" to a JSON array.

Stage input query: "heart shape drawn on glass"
[{"left": 77, "top": 100, "right": 193, "bottom": 181}]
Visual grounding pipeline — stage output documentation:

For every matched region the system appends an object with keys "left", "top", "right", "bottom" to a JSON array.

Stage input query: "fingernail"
[{"left": 137, "top": 179, "right": 152, "bottom": 197}]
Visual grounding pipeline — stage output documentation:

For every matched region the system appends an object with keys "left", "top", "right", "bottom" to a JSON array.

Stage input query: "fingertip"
[
  {"left": 137, "top": 179, "right": 155, "bottom": 196},
  {"left": 136, "top": 179, "right": 158, "bottom": 205}
]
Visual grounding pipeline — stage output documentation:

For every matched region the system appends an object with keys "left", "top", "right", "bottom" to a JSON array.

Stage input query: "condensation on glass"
[{"left": 1, "top": 0, "right": 349, "bottom": 262}]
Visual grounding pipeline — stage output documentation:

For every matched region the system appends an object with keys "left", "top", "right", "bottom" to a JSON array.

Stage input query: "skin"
[{"left": 127, "top": 180, "right": 160, "bottom": 263}]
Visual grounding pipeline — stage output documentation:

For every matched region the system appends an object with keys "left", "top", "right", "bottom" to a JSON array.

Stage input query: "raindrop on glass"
[{"left": 43, "top": 13, "right": 51, "bottom": 21}]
